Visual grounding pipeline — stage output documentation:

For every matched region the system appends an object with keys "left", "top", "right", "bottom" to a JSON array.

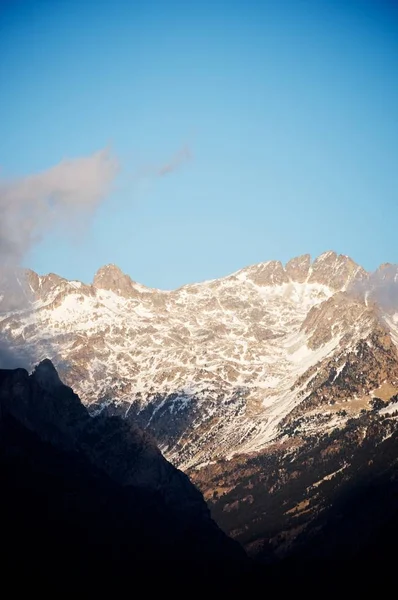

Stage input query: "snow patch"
[{"left": 380, "top": 401, "right": 398, "bottom": 416}]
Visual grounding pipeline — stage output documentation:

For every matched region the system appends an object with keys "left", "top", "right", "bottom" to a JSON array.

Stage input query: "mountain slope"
[{"left": 194, "top": 396, "right": 398, "bottom": 563}]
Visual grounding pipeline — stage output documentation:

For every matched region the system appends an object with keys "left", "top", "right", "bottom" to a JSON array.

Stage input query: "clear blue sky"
[{"left": 1, "top": 0, "right": 397, "bottom": 289}]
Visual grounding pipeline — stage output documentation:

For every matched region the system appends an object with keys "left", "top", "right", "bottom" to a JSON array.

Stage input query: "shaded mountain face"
[
  {"left": 1, "top": 251, "right": 398, "bottom": 566},
  {"left": 0, "top": 361, "right": 246, "bottom": 582}
]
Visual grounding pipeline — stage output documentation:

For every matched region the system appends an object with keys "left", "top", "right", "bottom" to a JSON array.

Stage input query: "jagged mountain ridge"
[
  {"left": 0, "top": 359, "right": 208, "bottom": 514},
  {"left": 1, "top": 251, "right": 398, "bottom": 470}
]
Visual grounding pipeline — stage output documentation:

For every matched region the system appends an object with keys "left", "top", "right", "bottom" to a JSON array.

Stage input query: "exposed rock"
[
  {"left": 93, "top": 264, "right": 139, "bottom": 298},
  {"left": 285, "top": 254, "right": 311, "bottom": 283},
  {"left": 308, "top": 251, "right": 367, "bottom": 290},
  {"left": 246, "top": 260, "right": 290, "bottom": 286},
  {"left": 301, "top": 292, "right": 375, "bottom": 349}
]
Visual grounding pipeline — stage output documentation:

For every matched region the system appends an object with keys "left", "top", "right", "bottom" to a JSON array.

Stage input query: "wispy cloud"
[
  {"left": 157, "top": 144, "right": 192, "bottom": 176},
  {"left": 136, "top": 144, "right": 193, "bottom": 181},
  {"left": 0, "top": 147, "right": 118, "bottom": 368},
  {"left": 0, "top": 147, "right": 119, "bottom": 266}
]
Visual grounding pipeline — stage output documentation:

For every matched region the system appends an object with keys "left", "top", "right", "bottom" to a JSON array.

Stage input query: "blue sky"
[{"left": 1, "top": 0, "right": 397, "bottom": 289}]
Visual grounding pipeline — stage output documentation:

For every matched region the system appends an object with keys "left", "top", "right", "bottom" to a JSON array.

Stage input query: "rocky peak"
[
  {"left": 347, "top": 263, "right": 398, "bottom": 312},
  {"left": 41, "top": 272, "right": 65, "bottom": 285},
  {"left": 0, "top": 360, "right": 88, "bottom": 449},
  {"left": 285, "top": 254, "right": 311, "bottom": 283},
  {"left": 93, "top": 264, "right": 139, "bottom": 298},
  {"left": 33, "top": 272, "right": 74, "bottom": 305},
  {"left": 308, "top": 251, "right": 366, "bottom": 290},
  {"left": 20, "top": 270, "right": 92, "bottom": 306},
  {"left": 372, "top": 263, "right": 398, "bottom": 283},
  {"left": 39, "top": 272, "right": 67, "bottom": 292},
  {"left": 245, "top": 260, "right": 289, "bottom": 286},
  {"left": 240, "top": 251, "right": 369, "bottom": 291},
  {"left": 24, "top": 269, "right": 40, "bottom": 293},
  {"left": 31, "top": 358, "right": 63, "bottom": 393}
]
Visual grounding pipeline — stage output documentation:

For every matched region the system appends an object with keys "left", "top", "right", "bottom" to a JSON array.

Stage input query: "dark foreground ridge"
[
  {"left": 1, "top": 360, "right": 398, "bottom": 591},
  {"left": 0, "top": 361, "right": 248, "bottom": 587}
]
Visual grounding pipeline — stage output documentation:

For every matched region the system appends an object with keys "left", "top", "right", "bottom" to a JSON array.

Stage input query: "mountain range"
[{"left": 1, "top": 250, "right": 398, "bottom": 564}]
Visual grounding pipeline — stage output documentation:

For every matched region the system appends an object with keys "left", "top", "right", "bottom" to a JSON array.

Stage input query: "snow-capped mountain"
[{"left": 1, "top": 251, "right": 398, "bottom": 473}]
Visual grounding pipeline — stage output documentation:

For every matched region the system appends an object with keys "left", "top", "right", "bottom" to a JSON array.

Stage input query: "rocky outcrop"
[
  {"left": 93, "top": 264, "right": 140, "bottom": 298},
  {"left": 308, "top": 251, "right": 367, "bottom": 290},
  {"left": 349, "top": 262, "right": 398, "bottom": 312},
  {"left": 246, "top": 261, "right": 290, "bottom": 286},
  {"left": 0, "top": 361, "right": 88, "bottom": 450},
  {"left": 301, "top": 291, "right": 375, "bottom": 349},
  {"left": 285, "top": 254, "right": 311, "bottom": 283}
]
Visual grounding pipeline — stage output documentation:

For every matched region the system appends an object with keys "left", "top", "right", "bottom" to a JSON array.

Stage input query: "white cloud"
[{"left": 0, "top": 147, "right": 119, "bottom": 266}]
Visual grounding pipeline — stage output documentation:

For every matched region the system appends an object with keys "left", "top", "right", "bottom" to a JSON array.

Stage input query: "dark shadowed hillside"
[
  {"left": 0, "top": 361, "right": 247, "bottom": 586},
  {"left": 2, "top": 360, "right": 398, "bottom": 591}
]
